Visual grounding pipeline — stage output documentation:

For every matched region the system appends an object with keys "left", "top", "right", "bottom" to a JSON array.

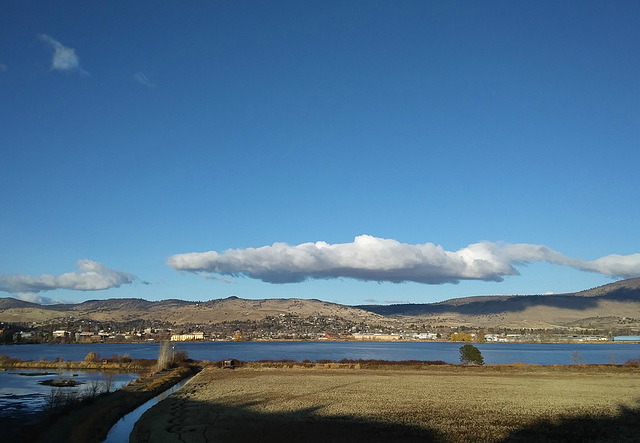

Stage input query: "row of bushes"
[
  {"left": 231, "top": 359, "right": 449, "bottom": 370},
  {"left": 0, "top": 357, "right": 157, "bottom": 371}
]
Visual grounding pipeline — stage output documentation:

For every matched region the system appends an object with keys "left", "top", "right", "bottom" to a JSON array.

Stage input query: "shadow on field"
[
  {"left": 131, "top": 397, "right": 443, "bottom": 442},
  {"left": 132, "top": 395, "right": 640, "bottom": 443},
  {"left": 498, "top": 402, "right": 640, "bottom": 443}
]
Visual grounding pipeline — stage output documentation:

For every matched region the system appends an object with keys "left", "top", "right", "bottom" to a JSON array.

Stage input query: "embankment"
[
  {"left": 0, "top": 358, "right": 155, "bottom": 373},
  {"left": 22, "top": 365, "right": 196, "bottom": 443}
]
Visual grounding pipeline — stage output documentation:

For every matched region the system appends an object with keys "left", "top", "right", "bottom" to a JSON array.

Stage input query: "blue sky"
[{"left": 1, "top": 1, "right": 639, "bottom": 306}]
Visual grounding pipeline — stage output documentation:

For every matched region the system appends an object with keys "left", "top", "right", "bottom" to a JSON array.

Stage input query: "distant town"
[{"left": 2, "top": 313, "right": 638, "bottom": 345}]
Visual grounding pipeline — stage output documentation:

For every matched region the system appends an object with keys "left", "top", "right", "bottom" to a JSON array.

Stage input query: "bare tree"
[
  {"left": 103, "top": 372, "right": 114, "bottom": 392},
  {"left": 157, "top": 341, "right": 171, "bottom": 372}
]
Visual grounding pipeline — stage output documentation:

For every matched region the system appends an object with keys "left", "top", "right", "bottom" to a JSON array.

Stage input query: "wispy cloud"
[
  {"left": 133, "top": 71, "right": 154, "bottom": 88},
  {"left": 39, "top": 34, "right": 89, "bottom": 75},
  {"left": 200, "top": 272, "right": 234, "bottom": 284},
  {"left": 12, "top": 292, "right": 69, "bottom": 305},
  {"left": 0, "top": 63, "right": 7, "bottom": 72},
  {"left": 167, "top": 235, "right": 640, "bottom": 285},
  {"left": 0, "top": 260, "right": 136, "bottom": 293}
]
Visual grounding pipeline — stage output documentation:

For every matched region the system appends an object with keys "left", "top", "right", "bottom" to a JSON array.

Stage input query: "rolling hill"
[
  {"left": 357, "top": 278, "right": 640, "bottom": 329},
  {"left": 1, "top": 278, "right": 639, "bottom": 330},
  {"left": 0, "top": 295, "right": 391, "bottom": 326}
]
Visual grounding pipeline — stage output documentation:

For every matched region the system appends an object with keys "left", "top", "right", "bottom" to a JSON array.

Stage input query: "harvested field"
[{"left": 131, "top": 364, "right": 640, "bottom": 442}]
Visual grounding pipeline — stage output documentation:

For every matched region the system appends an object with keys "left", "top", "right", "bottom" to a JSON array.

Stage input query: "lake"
[{"left": 2, "top": 340, "right": 639, "bottom": 365}]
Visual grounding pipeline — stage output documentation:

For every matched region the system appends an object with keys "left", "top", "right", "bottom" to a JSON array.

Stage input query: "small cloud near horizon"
[
  {"left": 11, "top": 292, "right": 71, "bottom": 305},
  {"left": 0, "top": 260, "right": 136, "bottom": 294},
  {"left": 167, "top": 235, "right": 640, "bottom": 285},
  {"left": 39, "top": 34, "right": 89, "bottom": 75}
]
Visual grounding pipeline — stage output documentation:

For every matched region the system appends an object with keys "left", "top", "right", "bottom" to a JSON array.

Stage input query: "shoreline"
[
  {"left": 3, "top": 337, "right": 639, "bottom": 345},
  {"left": 0, "top": 359, "right": 155, "bottom": 372}
]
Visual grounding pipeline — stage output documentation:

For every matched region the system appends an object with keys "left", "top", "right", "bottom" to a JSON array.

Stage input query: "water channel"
[{"left": 103, "top": 377, "right": 192, "bottom": 443}]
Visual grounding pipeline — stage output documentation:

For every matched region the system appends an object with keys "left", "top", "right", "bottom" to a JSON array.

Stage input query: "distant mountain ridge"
[
  {"left": 1, "top": 278, "right": 639, "bottom": 330},
  {"left": 0, "top": 295, "right": 389, "bottom": 326},
  {"left": 356, "top": 278, "right": 640, "bottom": 316},
  {"left": 356, "top": 278, "right": 640, "bottom": 329}
]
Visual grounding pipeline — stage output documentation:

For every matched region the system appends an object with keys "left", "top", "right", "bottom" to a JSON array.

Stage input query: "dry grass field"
[{"left": 131, "top": 363, "right": 640, "bottom": 443}]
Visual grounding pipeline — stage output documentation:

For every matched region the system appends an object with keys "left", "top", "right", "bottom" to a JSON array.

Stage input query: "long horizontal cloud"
[
  {"left": 0, "top": 260, "right": 135, "bottom": 293},
  {"left": 167, "top": 235, "right": 640, "bottom": 284}
]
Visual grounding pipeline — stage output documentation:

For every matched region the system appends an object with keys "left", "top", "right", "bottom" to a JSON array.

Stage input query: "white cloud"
[
  {"left": 0, "top": 260, "right": 136, "bottom": 293},
  {"left": 133, "top": 71, "right": 154, "bottom": 88},
  {"left": 39, "top": 34, "right": 89, "bottom": 75},
  {"left": 167, "top": 235, "right": 640, "bottom": 285},
  {"left": 12, "top": 292, "right": 69, "bottom": 305}
]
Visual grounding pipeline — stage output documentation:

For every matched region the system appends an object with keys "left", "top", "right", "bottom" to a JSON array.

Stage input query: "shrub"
[
  {"left": 84, "top": 352, "right": 100, "bottom": 363},
  {"left": 173, "top": 350, "right": 188, "bottom": 364},
  {"left": 450, "top": 332, "right": 473, "bottom": 342},
  {"left": 459, "top": 344, "right": 484, "bottom": 365}
]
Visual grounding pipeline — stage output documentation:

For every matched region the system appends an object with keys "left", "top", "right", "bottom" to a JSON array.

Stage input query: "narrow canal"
[{"left": 103, "top": 377, "right": 192, "bottom": 442}]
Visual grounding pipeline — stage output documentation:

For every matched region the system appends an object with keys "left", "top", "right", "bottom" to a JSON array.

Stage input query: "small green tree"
[{"left": 459, "top": 344, "right": 484, "bottom": 365}]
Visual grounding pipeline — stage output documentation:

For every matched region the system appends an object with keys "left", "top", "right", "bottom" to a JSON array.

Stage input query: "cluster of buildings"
[{"left": 2, "top": 318, "right": 636, "bottom": 344}]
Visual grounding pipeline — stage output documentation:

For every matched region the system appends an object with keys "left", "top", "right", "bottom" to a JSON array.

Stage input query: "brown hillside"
[
  {"left": 0, "top": 296, "right": 391, "bottom": 326},
  {"left": 1, "top": 278, "right": 639, "bottom": 329},
  {"left": 357, "top": 278, "right": 640, "bottom": 329}
]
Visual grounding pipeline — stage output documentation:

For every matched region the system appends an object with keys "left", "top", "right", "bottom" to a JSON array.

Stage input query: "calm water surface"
[
  {"left": 2, "top": 341, "right": 639, "bottom": 365},
  {"left": 0, "top": 369, "right": 139, "bottom": 440}
]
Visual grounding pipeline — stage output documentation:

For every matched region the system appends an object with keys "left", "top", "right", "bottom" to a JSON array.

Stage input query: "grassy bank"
[
  {"left": 0, "top": 358, "right": 156, "bottom": 372},
  {"left": 132, "top": 363, "right": 640, "bottom": 442}
]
